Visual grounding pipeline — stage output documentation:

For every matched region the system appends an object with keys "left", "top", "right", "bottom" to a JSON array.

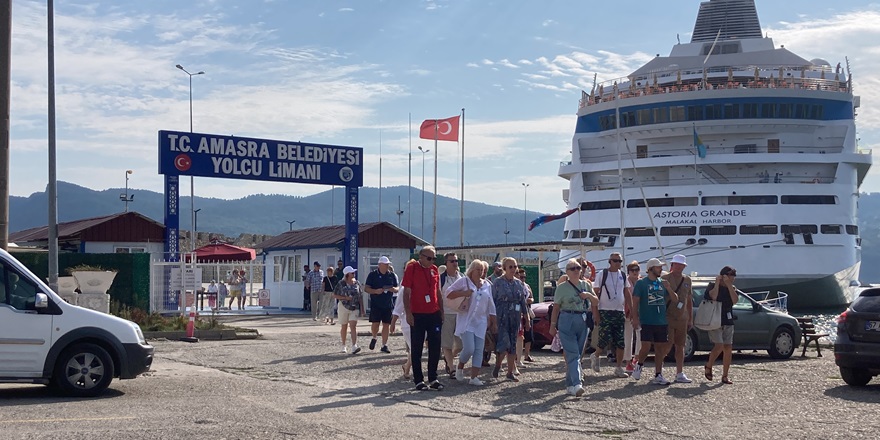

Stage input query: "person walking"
[
  {"left": 589, "top": 253, "right": 633, "bottom": 378},
  {"left": 662, "top": 254, "right": 694, "bottom": 383},
  {"left": 439, "top": 253, "right": 464, "bottom": 377},
  {"left": 320, "top": 267, "right": 338, "bottom": 325},
  {"left": 391, "top": 260, "right": 417, "bottom": 380},
  {"left": 402, "top": 246, "right": 445, "bottom": 391},
  {"left": 517, "top": 268, "right": 535, "bottom": 363},
  {"left": 306, "top": 262, "right": 325, "bottom": 321},
  {"left": 228, "top": 269, "right": 243, "bottom": 310},
  {"left": 302, "top": 264, "right": 312, "bottom": 312},
  {"left": 447, "top": 260, "right": 496, "bottom": 385},
  {"left": 238, "top": 269, "right": 249, "bottom": 308},
  {"left": 334, "top": 266, "right": 365, "bottom": 354},
  {"left": 550, "top": 259, "right": 599, "bottom": 396},
  {"left": 631, "top": 258, "right": 678, "bottom": 385},
  {"left": 624, "top": 260, "right": 643, "bottom": 375},
  {"left": 491, "top": 257, "right": 531, "bottom": 382},
  {"left": 217, "top": 279, "right": 228, "bottom": 310},
  {"left": 206, "top": 280, "right": 219, "bottom": 310},
  {"left": 365, "top": 256, "right": 399, "bottom": 353},
  {"left": 704, "top": 266, "right": 738, "bottom": 384}
]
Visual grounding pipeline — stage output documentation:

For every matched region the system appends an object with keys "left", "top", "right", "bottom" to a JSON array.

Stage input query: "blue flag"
[{"left": 694, "top": 127, "right": 707, "bottom": 158}]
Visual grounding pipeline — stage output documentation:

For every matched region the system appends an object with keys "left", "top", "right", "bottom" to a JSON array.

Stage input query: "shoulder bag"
[{"left": 694, "top": 297, "right": 722, "bottom": 331}]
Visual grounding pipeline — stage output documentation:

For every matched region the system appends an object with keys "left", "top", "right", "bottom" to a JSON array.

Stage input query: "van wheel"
[
  {"left": 53, "top": 343, "right": 115, "bottom": 397},
  {"left": 767, "top": 327, "right": 795, "bottom": 359},
  {"left": 840, "top": 367, "right": 872, "bottom": 386}
]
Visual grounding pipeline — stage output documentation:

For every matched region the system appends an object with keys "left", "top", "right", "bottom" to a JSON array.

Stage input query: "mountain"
[{"left": 9, "top": 181, "right": 563, "bottom": 246}]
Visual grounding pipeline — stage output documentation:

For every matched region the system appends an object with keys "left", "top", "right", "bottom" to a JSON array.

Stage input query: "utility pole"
[
  {"left": 0, "top": 0, "right": 11, "bottom": 250},
  {"left": 47, "top": 0, "right": 59, "bottom": 292}
]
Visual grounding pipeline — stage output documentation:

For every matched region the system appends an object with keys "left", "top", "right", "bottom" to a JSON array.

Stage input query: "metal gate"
[{"left": 149, "top": 259, "right": 275, "bottom": 314}]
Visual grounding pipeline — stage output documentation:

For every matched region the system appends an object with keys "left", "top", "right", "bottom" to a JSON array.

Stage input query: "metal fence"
[{"left": 149, "top": 259, "right": 274, "bottom": 314}]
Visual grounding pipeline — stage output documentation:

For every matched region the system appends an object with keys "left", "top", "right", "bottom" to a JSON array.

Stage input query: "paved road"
[{"left": 2, "top": 316, "right": 878, "bottom": 439}]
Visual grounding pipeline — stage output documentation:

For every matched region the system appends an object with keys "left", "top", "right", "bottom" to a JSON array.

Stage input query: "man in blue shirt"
[
  {"left": 631, "top": 258, "right": 679, "bottom": 385},
  {"left": 365, "top": 256, "right": 399, "bottom": 352}
]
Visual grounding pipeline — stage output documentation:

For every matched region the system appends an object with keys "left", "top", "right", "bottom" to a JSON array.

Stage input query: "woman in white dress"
[{"left": 447, "top": 260, "right": 497, "bottom": 385}]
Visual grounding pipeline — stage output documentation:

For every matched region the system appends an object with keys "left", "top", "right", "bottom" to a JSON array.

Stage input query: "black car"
[{"left": 834, "top": 288, "right": 880, "bottom": 386}]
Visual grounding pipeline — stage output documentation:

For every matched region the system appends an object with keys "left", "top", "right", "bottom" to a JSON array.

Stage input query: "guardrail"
[{"left": 746, "top": 290, "right": 789, "bottom": 313}]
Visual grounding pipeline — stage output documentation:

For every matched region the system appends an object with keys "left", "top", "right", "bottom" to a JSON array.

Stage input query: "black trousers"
[{"left": 410, "top": 311, "right": 442, "bottom": 385}]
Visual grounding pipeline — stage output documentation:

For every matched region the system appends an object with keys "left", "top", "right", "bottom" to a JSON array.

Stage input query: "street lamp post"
[
  {"left": 418, "top": 146, "right": 429, "bottom": 239},
  {"left": 120, "top": 170, "right": 134, "bottom": 212},
  {"left": 504, "top": 218, "right": 510, "bottom": 246},
  {"left": 193, "top": 208, "right": 201, "bottom": 247},
  {"left": 522, "top": 182, "right": 529, "bottom": 243},
  {"left": 175, "top": 64, "right": 204, "bottom": 253},
  {"left": 287, "top": 220, "right": 296, "bottom": 231}
]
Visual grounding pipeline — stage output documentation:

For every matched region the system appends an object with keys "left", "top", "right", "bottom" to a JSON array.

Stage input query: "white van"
[{"left": 0, "top": 249, "right": 154, "bottom": 396}]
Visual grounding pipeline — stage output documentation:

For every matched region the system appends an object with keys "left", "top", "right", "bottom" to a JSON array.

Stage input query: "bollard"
[{"left": 180, "top": 310, "right": 199, "bottom": 343}]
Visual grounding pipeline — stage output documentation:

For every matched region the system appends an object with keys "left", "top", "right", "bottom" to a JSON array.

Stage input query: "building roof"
[
  {"left": 259, "top": 222, "right": 427, "bottom": 252},
  {"left": 9, "top": 211, "right": 165, "bottom": 244}
]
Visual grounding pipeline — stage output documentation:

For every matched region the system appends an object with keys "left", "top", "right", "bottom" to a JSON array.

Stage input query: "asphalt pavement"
[{"left": 1, "top": 315, "right": 878, "bottom": 439}]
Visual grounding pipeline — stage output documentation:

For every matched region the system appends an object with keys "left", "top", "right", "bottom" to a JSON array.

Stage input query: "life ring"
[{"left": 584, "top": 260, "right": 597, "bottom": 282}]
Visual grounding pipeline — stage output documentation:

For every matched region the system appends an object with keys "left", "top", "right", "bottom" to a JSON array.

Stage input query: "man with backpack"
[{"left": 588, "top": 253, "right": 633, "bottom": 378}]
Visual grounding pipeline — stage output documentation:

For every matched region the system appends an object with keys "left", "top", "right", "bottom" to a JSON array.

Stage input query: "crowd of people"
[{"left": 317, "top": 246, "right": 739, "bottom": 397}]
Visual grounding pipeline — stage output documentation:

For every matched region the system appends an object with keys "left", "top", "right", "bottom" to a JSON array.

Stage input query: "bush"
[{"left": 109, "top": 300, "right": 227, "bottom": 332}]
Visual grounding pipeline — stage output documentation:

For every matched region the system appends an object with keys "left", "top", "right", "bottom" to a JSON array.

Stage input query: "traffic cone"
[{"left": 180, "top": 310, "right": 199, "bottom": 343}]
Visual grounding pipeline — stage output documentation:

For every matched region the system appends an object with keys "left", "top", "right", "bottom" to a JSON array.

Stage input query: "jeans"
[
  {"left": 411, "top": 311, "right": 442, "bottom": 385},
  {"left": 459, "top": 331, "right": 486, "bottom": 369},
  {"left": 558, "top": 312, "right": 588, "bottom": 387}
]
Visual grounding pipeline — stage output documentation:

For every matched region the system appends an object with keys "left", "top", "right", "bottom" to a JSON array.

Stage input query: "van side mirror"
[{"left": 35, "top": 293, "right": 49, "bottom": 309}]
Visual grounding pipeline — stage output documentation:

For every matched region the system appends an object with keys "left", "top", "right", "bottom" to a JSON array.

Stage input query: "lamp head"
[
  {"left": 175, "top": 64, "right": 183, "bottom": 70},
  {"left": 126, "top": 169, "right": 133, "bottom": 174},
  {"left": 196, "top": 71, "right": 205, "bottom": 75}
]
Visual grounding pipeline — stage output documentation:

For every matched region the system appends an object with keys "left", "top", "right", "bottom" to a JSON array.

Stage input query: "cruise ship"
[{"left": 558, "top": 0, "right": 871, "bottom": 309}]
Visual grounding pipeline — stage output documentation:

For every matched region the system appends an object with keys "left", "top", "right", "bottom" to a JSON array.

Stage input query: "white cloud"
[
  {"left": 497, "top": 59, "right": 519, "bottom": 69},
  {"left": 518, "top": 59, "right": 533, "bottom": 65},
  {"left": 466, "top": 62, "right": 479, "bottom": 68},
  {"left": 542, "top": 19, "right": 557, "bottom": 27},
  {"left": 338, "top": 7, "right": 354, "bottom": 12}
]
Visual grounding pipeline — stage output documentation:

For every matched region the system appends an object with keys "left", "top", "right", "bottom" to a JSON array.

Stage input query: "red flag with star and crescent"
[{"left": 419, "top": 115, "right": 460, "bottom": 141}]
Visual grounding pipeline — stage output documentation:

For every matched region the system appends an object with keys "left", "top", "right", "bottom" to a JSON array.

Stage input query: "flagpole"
[
  {"left": 433, "top": 123, "right": 438, "bottom": 245},
  {"left": 408, "top": 113, "right": 412, "bottom": 233},
  {"left": 460, "top": 108, "right": 465, "bottom": 247},
  {"left": 379, "top": 129, "right": 382, "bottom": 222},
  {"left": 693, "top": 123, "right": 698, "bottom": 181},
  {"left": 615, "top": 83, "right": 625, "bottom": 262}
]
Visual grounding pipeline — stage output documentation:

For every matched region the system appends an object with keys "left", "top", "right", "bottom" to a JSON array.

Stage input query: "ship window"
[
  {"left": 734, "top": 144, "right": 757, "bottom": 154},
  {"left": 723, "top": 103, "right": 740, "bottom": 119},
  {"left": 621, "top": 111, "right": 636, "bottom": 128},
  {"left": 781, "top": 224, "right": 819, "bottom": 234},
  {"left": 625, "top": 227, "right": 656, "bottom": 237},
  {"left": 706, "top": 104, "right": 723, "bottom": 120},
  {"left": 820, "top": 224, "right": 842, "bottom": 234},
  {"left": 660, "top": 226, "right": 696, "bottom": 236},
  {"left": 699, "top": 226, "right": 737, "bottom": 235},
  {"left": 740, "top": 225, "right": 778, "bottom": 235},
  {"left": 781, "top": 195, "right": 837, "bottom": 205},
  {"left": 742, "top": 103, "right": 759, "bottom": 118},
  {"left": 628, "top": 197, "right": 698, "bottom": 208},
  {"left": 570, "top": 229, "right": 590, "bottom": 239},
  {"left": 599, "top": 114, "right": 617, "bottom": 130},
  {"left": 579, "top": 200, "right": 621, "bottom": 211},
  {"left": 779, "top": 104, "right": 793, "bottom": 118},
  {"left": 795, "top": 104, "right": 808, "bottom": 119},
  {"left": 653, "top": 107, "right": 669, "bottom": 123},
  {"left": 702, "top": 195, "right": 776, "bottom": 205},
  {"left": 670, "top": 106, "right": 686, "bottom": 122},
  {"left": 687, "top": 105, "right": 704, "bottom": 121},
  {"left": 590, "top": 228, "right": 621, "bottom": 237},
  {"left": 846, "top": 225, "right": 859, "bottom": 235},
  {"left": 636, "top": 109, "right": 652, "bottom": 125},
  {"left": 811, "top": 105, "right": 824, "bottom": 119},
  {"left": 761, "top": 103, "right": 776, "bottom": 118},
  {"left": 636, "top": 145, "right": 648, "bottom": 159}
]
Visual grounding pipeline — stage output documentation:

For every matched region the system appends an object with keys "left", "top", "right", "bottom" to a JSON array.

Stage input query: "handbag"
[
  {"left": 457, "top": 278, "right": 476, "bottom": 312},
  {"left": 694, "top": 298, "right": 722, "bottom": 331}
]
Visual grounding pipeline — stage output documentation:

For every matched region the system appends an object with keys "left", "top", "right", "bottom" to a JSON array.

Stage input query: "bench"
[{"left": 797, "top": 317, "right": 830, "bottom": 357}]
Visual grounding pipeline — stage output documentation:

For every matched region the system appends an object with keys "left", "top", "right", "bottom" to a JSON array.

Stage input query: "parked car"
[
  {"left": 530, "top": 301, "right": 554, "bottom": 349},
  {"left": 676, "top": 280, "right": 801, "bottom": 361},
  {"left": 834, "top": 287, "right": 880, "bottom": 386},
  {"left": 0, "top": 249, "right": 154, "bottom": 396}
]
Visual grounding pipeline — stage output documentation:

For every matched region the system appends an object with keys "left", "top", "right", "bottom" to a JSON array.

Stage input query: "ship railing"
[
  {"left": 579, "top": 145, "right": 844, "bottom": 164},
  {"left": 579, "top": 64, "right": 851, "bottom": 110},
  {"left": 746, "top": 290, "right": 789, "bottom": 313},
  {"left": 582, "top": 175, "right": 837, "bottom": 191}
]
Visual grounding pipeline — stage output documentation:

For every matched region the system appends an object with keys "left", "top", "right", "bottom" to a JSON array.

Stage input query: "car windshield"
[{"left": 852, "top": 288, "right": 880, "bottom": 313}]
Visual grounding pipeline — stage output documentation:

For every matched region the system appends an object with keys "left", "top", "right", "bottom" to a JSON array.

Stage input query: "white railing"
[{"left": 746, "top": 290, "right": 789, "bottom": 313}]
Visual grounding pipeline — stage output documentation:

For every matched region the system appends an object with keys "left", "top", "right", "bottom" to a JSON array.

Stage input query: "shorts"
[
  {"left": 597, "top": 310, "right": 626, "bottom": 350},
  {"left": 639, "top": 324, "right": 668, "bottom": 343},
  {"left": 369, "top": 307, "right": 393, "bottom": 324},
  {"left": 228, "top": 289, "right": 241, "bottom": 298},
  {"left": 441, "top": 313, "right": 462, "bottom": 350},
  {"left": 709, "top": 325, "right": 734, "bottom": 345},
  {"left": 668, "top": 319, "right": 688, "bottom": 346},
  {"left": 337, "top": 303, "right": 360, "bottom": 322}
]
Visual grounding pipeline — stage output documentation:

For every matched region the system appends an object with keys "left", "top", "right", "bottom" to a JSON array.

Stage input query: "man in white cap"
[
  {"left": 662, "top": 254, "right": 693, "bottom": 383},
  {"left": 631, "top": 258, "right": 679, "bottom": 385},
  {"left": 365, "top": 256, "right": 399, "bottom": 353}
]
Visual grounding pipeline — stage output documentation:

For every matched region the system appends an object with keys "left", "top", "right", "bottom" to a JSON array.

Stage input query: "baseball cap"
[
  {"left": 670, "top": 254, "right": 687, "bottom": 266},
  {"left": 646, "top": 258, "right": 665, "bottom": 269},
  {"left": 378, "top": 256, "right": 391, "bottom": 264},
  {"left": 494, "top": 261, "right": 503, "bottom": 267},
  {"left": 343, "top": 266, "right": 357, "bottom": 275}
]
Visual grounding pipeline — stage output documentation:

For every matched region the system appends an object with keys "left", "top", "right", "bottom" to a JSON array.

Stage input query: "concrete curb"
[{"left": 144, "top": 329, "right": 260, "bottom": 340}]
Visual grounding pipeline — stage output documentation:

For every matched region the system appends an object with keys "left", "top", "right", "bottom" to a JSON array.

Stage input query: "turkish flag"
[{"left": 419, "top": 115, "right": 460, "bottom": 141}]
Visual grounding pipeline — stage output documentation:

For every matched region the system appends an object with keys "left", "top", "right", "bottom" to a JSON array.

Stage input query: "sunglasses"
[
  {"left": 628, "top": 268, "right": 640, "bottom": 272},
  {"left": 447, "top": 259, "right": 458, "bottom": 263},
  {"left": 610, "top": 259, "right": 623, "bottom": 263},
  {"left": 506, "top": 265, "right": 518, "bottom": 269},
  {"left": 420, "top": 254, "right": 435, "bottom": 261}
]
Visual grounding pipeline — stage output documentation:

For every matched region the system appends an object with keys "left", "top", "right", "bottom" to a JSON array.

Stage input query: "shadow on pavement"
[
  {"left": 824, "top": 384, "right": 880, "bottom": 402},
  {"left": 0, "top": 386, "right": 125, "bottom": 406}
]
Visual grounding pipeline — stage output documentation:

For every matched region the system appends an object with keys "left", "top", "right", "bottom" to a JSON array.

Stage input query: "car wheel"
[
  {"left": 683, "top": 331, "right": 696, "bottom": 362},
  {"left": 767, "top": 327, "right": 795, "bottom": 359},
  {"left": 53, "top": 343, "right": 115, "bottom": 397},
  {"left": 840, "top": 367, "right": 872, "bottom": 387}
]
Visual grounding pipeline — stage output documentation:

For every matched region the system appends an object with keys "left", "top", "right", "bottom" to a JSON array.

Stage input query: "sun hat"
[
  {"left": 378, "top": 256, "right": 391, "bottom": 264},
  {"left": 646, "top": 258, "right": 665, "bottom": 269},
  {"left": 343, "top": 266, "right": 357, "bottom": 275},
  {"left": 670, "top": 254, "right": 687, "bottom": 266}
]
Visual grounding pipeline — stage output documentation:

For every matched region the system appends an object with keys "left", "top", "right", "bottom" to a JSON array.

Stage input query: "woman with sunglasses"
[
  {"left": 447, "top": 260, "right": 496, "bottom": 385},
  {"left": 491, "top": 257, "right": 531, "bottom": 382},
  {"left": 550, "top": 259, "right": 599, "bottom": 396},
  {"left": 624, "top": 261, "right": 643, "bottom": 374}
]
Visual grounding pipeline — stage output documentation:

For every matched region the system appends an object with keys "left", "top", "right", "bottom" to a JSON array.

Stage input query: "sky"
[{"left": 8, "top": 0, "right": 880, "bottom": 217}]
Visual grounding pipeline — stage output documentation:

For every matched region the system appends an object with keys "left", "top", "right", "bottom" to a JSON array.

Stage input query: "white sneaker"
[
  {"left": 614, "top": 366, "right": 628, "bottom": 378},
  {"left": 468, "top": 377, "right": 484, "bottom": 386},
  {"left": 652, "top": 373, "right": 670, "bottom": 385},
  {"left": 632, "top": 363, "right": 642, "bottom": 380},
  {"left": 674, "top": 372, "right": 693, "bottom": 383},
  {"left": 574, "top": 384, "right": 585, "bottom": 397},
  {"left": 455, "top": 368, "right": 465, "bottom": 381},
  {"left": 589, "top": 352, "right": 600, "bottom": 373},
  {"left": 342, "top": 346, "right": 348, "bottom": 354},
  {"left": 351, "top": 345, "right": 361, "bottom": 354}
]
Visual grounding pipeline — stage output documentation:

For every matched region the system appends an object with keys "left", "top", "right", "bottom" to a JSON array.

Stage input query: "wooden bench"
[{"left": 797, "top": 317, "right": 830, "bottom": 357}]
